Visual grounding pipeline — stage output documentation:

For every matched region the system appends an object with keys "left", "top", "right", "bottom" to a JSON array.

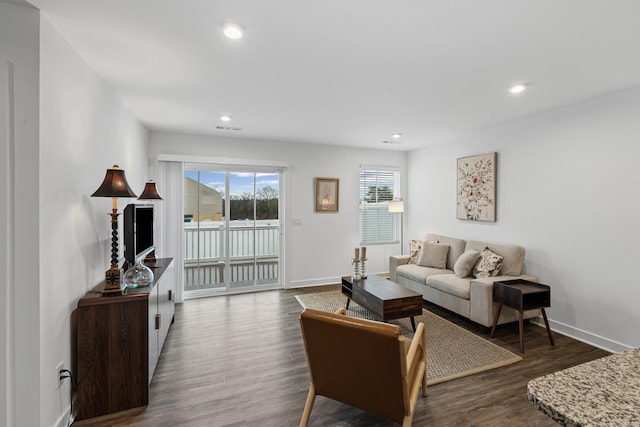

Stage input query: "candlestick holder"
[
  {"left": 351, "top": 258, "right": 361, "bottom": 280},
  {"left": 360, "top": 257, "right": 367, "bottom": 279}
]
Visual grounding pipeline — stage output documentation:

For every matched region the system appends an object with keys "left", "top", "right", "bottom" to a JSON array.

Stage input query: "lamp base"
[
  {"left": 145, "top": 249, "right": 156, "bottom": 261},
  {"left": 103, "top": 266, "right": 123, "bottom": 296}
]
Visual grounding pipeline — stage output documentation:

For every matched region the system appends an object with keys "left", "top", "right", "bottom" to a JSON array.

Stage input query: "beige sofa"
[{"left": 389, "top": 233, "right": 540, "bottom": 328}]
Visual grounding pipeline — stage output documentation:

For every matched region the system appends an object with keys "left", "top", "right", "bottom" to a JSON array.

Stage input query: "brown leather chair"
[{"left": 299, "top": 308, "right": 427, "bottom": 427}]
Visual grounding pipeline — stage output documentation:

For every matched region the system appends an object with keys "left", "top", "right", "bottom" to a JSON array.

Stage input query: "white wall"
[
  {"left": 407, "top": 86, "right": 640, "bottom": 352},
  {"left": 0, "top": 2, "right": 40, "bottom": 426},
  {"left": 7, "top": 4, "right": 635, "bottom": 424},
  {"left": 150, "top": 132, "right": 407, "bottom": 287},
  {"left": 37, "top": 16, "right": 149, "bottom": 427}
]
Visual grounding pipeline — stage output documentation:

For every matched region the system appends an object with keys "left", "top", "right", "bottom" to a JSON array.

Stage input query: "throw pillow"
[
  {"left": 417, "top": 242, "right": 450, "bottom": 269},
  {"left": 407, "top": 239, "right": 439, "bottom": 264},
  {"left": 453, "top": 249, "right": 481, "bottom": 278},
  {"left": 408, "top": 240, "right": 423, "bottom": 264},
  {"left": 473, "top": 247, "right": 504, "bottom": 278}
]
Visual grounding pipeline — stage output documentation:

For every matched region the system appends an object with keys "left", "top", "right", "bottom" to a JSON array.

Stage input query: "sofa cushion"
[
  {"left": 408, "top": 239, "right": 440, "bottom": 264},
  {"left": 465, "top": 240, "right": 526, "bottom": 276},
  {"left": 473, "top": 248, "right": 504, "bottom": 278},
  {"left": 426, "top": 274, "right": 471, "bottom": 300},
  {"left": 396, "top": 264, "right": 451, "bottom": 284},
  {"left": 454, "top": 249, "right": 481, "bottom": 278},
  {"left": 417, "top": 242, "right": 450, "bottom": 269},
  {"left": 424, "top": 233, "right": 466, "bottom": 270}
]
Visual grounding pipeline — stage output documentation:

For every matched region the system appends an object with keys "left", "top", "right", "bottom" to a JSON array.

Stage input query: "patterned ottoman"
[{"left": 527, "top": 348, "right": 640, "bottom": 426}]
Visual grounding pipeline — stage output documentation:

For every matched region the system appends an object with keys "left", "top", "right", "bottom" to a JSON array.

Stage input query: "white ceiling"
[{"left": 26, "top": 0, "right": 640, "bottom": 151}]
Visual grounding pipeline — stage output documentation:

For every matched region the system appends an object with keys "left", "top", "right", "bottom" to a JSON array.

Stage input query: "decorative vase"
[
  {"left": 351, "top": 258, "right": 361, "bottom": 280},
  {"left": 360, "top": 258, "right": 367, "bottom": 279},
  {"left": 123, "top": 258, "right": 154, "bottom": 288}
]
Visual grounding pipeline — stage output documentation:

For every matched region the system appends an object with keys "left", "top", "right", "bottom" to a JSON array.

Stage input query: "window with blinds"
[{"left": 359, "top": 166, "right": 400, "bottom": 244}]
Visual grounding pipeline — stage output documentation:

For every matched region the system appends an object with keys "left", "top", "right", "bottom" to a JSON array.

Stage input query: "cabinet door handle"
[
  {"left": 168, "top": 289, "right": 173, "bottom": 301},
  {"left": 155, "top": 314, "right": 161, "bottom": 330}
]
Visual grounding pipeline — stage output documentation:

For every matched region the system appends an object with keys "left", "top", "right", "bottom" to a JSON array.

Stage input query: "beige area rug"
[{"left": 295, "top": 291, "right": 522, "bottom": 385}]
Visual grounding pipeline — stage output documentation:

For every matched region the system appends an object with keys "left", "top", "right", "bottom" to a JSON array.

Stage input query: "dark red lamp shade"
[
  {"left": 138, "top": 181, "right": 163, "bottom": 200},
  {"left": 91, "top": 165, "right": 137, "bottom": 198}
]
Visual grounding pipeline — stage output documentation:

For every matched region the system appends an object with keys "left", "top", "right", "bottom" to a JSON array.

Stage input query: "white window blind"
[{"left": 359, "top": 166, "right": 400, "bottom": 244}]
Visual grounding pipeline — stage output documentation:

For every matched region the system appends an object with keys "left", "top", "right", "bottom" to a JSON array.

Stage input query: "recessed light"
[
  {"left": 382, "top": 140, "right": 403, "bottom": 145},
  {"left": 220, "top": 115, "right": 232, "bottom": 122},
  {"left": 508, "top": 83, "right": 528, "bottom": 94},
  {"left": 223, "top": 23, "right": 243, "bottom": 40},
  {"left": 391, "top": 133, "right": 402, "bottom": 139}
]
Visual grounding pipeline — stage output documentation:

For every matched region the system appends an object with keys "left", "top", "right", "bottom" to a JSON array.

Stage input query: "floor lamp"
[{"left": 388, "top": 199, "right": 405, "bottom": 254}]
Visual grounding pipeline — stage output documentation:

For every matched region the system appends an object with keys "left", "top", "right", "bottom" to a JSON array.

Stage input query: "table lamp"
[
  {"left": 91, "top": 165, "right": 137, "bottom": 295},
  {"left": 138, "top": 181, "right": 163, "bottom": 201},
  {"left": 122, "top": 180, "right": 163, "bottom": 284},
  {"left": 136, "top": 180, "right": 162, "bottom": 262}
]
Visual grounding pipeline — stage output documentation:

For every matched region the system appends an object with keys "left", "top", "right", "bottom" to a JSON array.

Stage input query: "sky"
[{"left": 184, "top": 170, "right": 279, "bottom": 198}]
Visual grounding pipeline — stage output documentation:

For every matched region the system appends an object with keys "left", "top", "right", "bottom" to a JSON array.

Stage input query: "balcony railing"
[{"left": 183, "top": 220, "right": 280, "bottom": 291}]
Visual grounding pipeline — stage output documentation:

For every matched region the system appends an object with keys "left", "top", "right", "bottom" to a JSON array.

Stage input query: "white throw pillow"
[
  {"left": 454, "top": 250, "right": 481, "bottom": 278},
  {"left": 417, "top": 242, "right": 450, "bottom": 269}
]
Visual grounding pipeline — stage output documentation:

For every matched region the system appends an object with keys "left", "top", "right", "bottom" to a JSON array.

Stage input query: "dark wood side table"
[{"left": 490, "top": 279, "right": 554, "bottom": 353}]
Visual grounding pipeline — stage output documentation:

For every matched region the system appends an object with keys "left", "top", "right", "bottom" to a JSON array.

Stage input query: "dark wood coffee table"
[{"left": 341, "top": 274, "right": 423, "bottom": 331}]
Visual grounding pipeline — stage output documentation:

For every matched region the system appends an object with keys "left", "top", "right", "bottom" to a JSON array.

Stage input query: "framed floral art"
[{"left": 456, "top": 152, "right": 496, "bottom": 221}]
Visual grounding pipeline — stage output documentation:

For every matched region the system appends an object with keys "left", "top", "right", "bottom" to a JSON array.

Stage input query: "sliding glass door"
[{"left": 183, "top": 165, "right": 281, "bottom": 297}]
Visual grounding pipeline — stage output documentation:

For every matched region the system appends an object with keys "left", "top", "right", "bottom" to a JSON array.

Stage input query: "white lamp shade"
[{"left": 388, "top": 200, "right": 405, "bottom": 213}]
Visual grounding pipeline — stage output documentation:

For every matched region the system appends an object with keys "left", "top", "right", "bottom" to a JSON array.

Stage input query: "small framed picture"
[{"left": 314, "top": 177, "right": 339, "bottom": 212}]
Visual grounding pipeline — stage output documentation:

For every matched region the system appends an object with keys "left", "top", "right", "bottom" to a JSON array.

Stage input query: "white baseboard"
[
  {"left": 286, "top": 277, "right": 340, "bottom": 288},
  {"left": 532, "top": 317, "right": 631, "bottom": 353},
  {"left": 53, "top": 404, "right": 71, "bottom": 427},
  {"left": 286, "top": 272, "right": 389, "bottom": 289}
]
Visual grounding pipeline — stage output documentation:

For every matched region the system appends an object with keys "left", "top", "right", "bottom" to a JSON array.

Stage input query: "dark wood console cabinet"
[{"left": 75, "top": 257, "right": 175, "bottom": 421}]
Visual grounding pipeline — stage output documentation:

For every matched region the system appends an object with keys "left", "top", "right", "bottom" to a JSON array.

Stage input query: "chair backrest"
[{"left": 299, "top": 309, "right": 409, "bottom": 424}]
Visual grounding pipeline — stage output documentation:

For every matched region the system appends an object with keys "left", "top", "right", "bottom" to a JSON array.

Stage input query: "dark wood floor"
[{"left": 73, "top": 284, "right": 610, "bottom": 426}]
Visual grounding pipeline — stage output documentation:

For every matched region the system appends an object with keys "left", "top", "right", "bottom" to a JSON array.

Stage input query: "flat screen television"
[{"left": 124, "top": 203, "right": 155, "bottom": 266}]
